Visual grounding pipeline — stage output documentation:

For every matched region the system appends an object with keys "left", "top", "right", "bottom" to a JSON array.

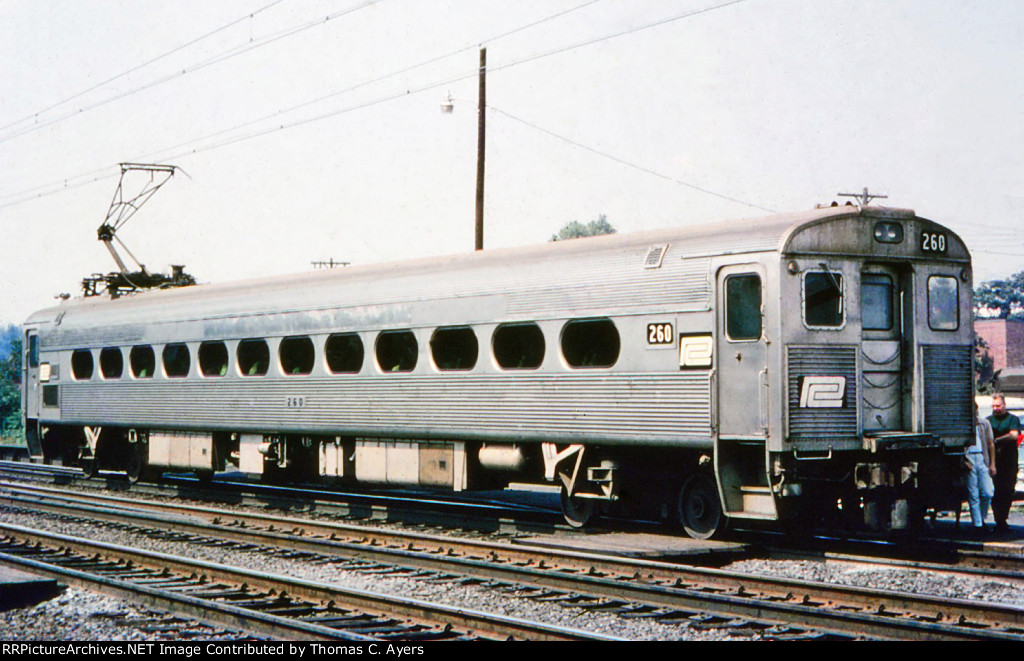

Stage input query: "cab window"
[
  {"left": 726, "top": 274, "right": 762, "bottom": 340},
  {"left": 928, "top": 276, "right": 959, "bottom": 331},
  {"left": 862, "top": 273, "right": 894, "bottom": 331},
  {"left": 804, "top": 271, "right": 844, "bottom": 328}
]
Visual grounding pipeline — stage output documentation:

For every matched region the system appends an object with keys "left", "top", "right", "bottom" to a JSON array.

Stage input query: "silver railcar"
[{"left": 22, "top": 205, "right": 974, "bottom": 537}]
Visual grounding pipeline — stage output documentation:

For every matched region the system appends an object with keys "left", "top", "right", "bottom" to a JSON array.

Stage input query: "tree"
[
  {"left": 976, "top": 335, "right": 998, "bottom": 394},
  {"left": 975, "top": 271, "right": 1024, "bottom": 319},
  {"left": 0, "top": 328, "right": 22, "bottom": 440},
  {"left": 550, "top": 214, "right": 616, "bottom": 241}
]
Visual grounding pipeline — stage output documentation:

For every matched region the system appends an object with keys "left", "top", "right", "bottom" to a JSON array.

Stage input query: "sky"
[{"left": 1, "top": 0, "right": 1022, "bottom": 326}]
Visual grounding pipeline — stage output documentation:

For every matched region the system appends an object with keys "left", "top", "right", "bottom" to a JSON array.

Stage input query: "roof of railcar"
[{"left": 25, "top": 205, "right": 934, "bottom": 327}]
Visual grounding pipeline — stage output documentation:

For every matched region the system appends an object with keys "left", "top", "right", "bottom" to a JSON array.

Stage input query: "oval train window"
[
  {"left": 237, "top": 339, "right": 269, "bottom": 376},
  {"left": 325, "top": 333, "right": 364, "bottom": 374},
  {"left": 561, "top": 319, "right": 620, "bottom": 368},
  {"left": 71, "top": 350, "right": 94, "bottom": 380},
  {"left": 279, "top": 336, "right": 315, "bottom": 375},
  {"left": 162, "top": 344, "right": 191, "bottom": 378},
  {"left": 431, "top": 327, "right": 478, "bottom": 371},
  {"left": 130, "top": 346, "right": 155, "bottom": 378},
  {"left": 376, "top": 330, "right": 418, "bottom": 372},
  {"left": 493, "top": 323, "right": 544, "bottom": 370},
  {"left": 99, "top": 347, "right": 123, "bottom": 379}
]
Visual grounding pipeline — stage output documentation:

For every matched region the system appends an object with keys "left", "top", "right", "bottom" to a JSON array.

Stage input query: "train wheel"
[
  {"left": 125, "top": 444, "right": 147, "bottom": 484},
  {"left": 677, "top": 472, "right": 724, "bottom": 539},
  {"left": 560, "top": 485, "right": 596, "bottom": 528}
]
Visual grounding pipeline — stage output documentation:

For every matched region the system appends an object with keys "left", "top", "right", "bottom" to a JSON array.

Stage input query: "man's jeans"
[{"left": 967, "top": 452, "right": 995, "bottom": 528}]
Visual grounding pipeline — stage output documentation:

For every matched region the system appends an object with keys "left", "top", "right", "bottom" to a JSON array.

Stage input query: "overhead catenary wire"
[
  {"left": 0, "top": 0, "right": 382, "bottom": 146},
  {"left": 0, "top": 0, "right": 753, "bottom": 212},
  {"left": 491, "top": 107, "right": 775, "bottom": 213},
  {"left": 0, "top": 0, "right": 605, "bottom": 209},
  {"left": 0, "top": 0, "right": 288, "bottom": 136}
]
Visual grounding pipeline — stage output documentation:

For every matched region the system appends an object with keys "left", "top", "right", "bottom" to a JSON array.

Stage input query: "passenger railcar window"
[
  {"left": 804, "top": 271, "right": 844, "bottom": 328},
  {"left": 162, "top": 344, "right": 191, "bottom": 378},
  {"left": 725, "top": 274, "right": 762, "bottom": 341},
  {"left": 237, "top": 339, "right": 269, "bottom": 376},
  {"left": 42, "top": 385, "right": 59, "bottom": 407},
  {"left": 862, "top": 274, "right": 894, "bottom": 331},
  {"left": 279, "top": 336, "right": 315, "bottom": 375},
  {"left": 493, "top": 323, "right": 545, "bottom": 369},
  {"left": 376, "top": 330, "right": 418, "bottom": 372},
  {"left": 199, "top": 341, "right": 229, "bottom": 377},
  {"left": 71, "top": 350, "right": 94, "bottom": 380},
  {"left": 325, "top": 333, "right": 364, "bottom": 374},
  {"left": 431, "top": 327, "right": 478, "bottom": 371},
  {"left": 130, "top": 346, "right": 155, "bottom": 378},
  {"left": 561, "top": 319, "right": 620, "bottom": 368},
  {"left": 28, "top": 335, "right": 39, "bottom": 368},
  {"left": 99, "top": 347, "right": 124, "bottom": 379},
  {"left": 928, "top": 276, "right": 959, "bottom": 331}
]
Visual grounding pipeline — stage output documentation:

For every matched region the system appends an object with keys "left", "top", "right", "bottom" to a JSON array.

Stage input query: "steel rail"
[
  {"left": 5, "top": 486, "right": 1024, "bottom": 641},
  {"left": 0, "top": 521, "right": 618, "bottom": 642},
  {"left": 0, "top": 550, "right": 376, "bottom": 641}
]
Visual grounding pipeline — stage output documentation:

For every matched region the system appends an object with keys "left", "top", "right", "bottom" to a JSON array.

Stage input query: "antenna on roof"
[
  {"left": 838, "top": 187, "right": 888, "bottom": 206},
  {"left": 82, "top": 163, "right": 196, "bottom": 298}
]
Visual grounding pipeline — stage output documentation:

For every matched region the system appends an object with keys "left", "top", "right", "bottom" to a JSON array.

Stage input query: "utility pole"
[
  {"left": 838, "top": 187, "right": 887, "bottom": 206},
  {"left": 475, "top": 47, "right": 486, "bottom": 251}
]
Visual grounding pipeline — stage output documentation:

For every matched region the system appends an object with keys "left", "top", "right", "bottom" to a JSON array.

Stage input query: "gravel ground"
[{"left": 2, "top": 496, "right": 1023, "bottom": 642}]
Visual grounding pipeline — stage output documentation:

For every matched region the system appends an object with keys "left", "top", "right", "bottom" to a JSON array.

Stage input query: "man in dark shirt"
[{"left": 988, "top": 395, "right": 1021, "bottom": 532}]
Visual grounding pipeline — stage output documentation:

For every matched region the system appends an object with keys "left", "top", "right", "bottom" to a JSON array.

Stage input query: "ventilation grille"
[
  {"left": 787, "top": 345, "right": 858, "bottom": 440},
  {"left": 922, "top": 344, "right": 973, "bottom": 439},
  {"left": 643, "top": 244, "right": 668, "bottom": 269}
]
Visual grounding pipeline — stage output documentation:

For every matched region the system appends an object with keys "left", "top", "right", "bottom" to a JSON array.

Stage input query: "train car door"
[
  {"left": 23, "top": 329, "right": 43, "bottom": 457},
  {"left": 716, "top": 265, "right": 768, "bottom": 438},
  {"left": 860, "top": 265, "right": 904, "bottom": 433},
  {"left": 24, "top": 330, "right": 39, "bottom": 421},
  {"left": 712, "top": 264, "right": 776, "bottom": 523}
]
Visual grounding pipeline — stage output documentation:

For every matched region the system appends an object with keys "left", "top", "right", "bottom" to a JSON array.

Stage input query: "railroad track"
[
  {"left": 4, "top": 483, "right": 1024, "bottom": 641},
  {"left": 0, "top": 518, "right": 615, "bottom": 642},
  {"left": 0, "top": 459, "right": 562, "bottom": 535}
]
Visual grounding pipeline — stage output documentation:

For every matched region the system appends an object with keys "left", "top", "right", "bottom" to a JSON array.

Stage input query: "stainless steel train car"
[{"left": 21, "top": 205, "right": 975, "bottom": 538}]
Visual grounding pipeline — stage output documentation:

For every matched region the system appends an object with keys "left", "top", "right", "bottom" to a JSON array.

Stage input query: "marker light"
[{"left": 873, "top": 222, "right": 903, "bottom": 244}]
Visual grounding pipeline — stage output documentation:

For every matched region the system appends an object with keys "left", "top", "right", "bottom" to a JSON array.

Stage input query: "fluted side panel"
[{"left": 58, "top": 373, "right": 713, "bottom": 446}]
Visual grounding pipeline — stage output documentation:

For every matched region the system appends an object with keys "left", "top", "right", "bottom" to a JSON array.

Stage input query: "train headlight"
[{"left": 873, "top": 221, "right": 903, "bottom": 244}]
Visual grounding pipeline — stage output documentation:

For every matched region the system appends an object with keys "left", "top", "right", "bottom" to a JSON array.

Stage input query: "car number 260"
[
  {"left": 647, "top": 323, "right": 674, "bottom": 345},
  {"left": 921, "top": 231, "right": 947, "bottom": 254}
]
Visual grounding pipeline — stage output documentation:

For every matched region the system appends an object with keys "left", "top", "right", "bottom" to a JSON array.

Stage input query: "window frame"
[
  {"left": 927, "top": 274, "right": 960, "bottom": 331},
  {"left": 71, "top": 349, "right": 94, "bottom": 381},
  {"left": 198, "top": 341, "right": 229, "bottom": 377},
  {"left": 99, "top": 347, "right": 124, "bottom": 379},
  {"left": 130, "top": 345, "right": 156, "bottom": 379},
  {"left": 492, "top": 322, "right": 545, "bottom": 370},
  {"left": 861, "top": 272, "right": 895, "bottom": 332},
  {"left": 325, "top": 333, "right": 365, "bottom": 374},
  {"left": 162, "top": 343, "right": 191, "bottom": 378},
  {"left": 237, "top": 338, "right": 270, "bottom": 377},
  {"left": 430, "top": 326, "right": 479, "bottom": 372},
  {"left": 278, "top": 336, "right": 315, "bottom": 376},
  {"left": 802, "top": 269, "right": 846, "bottom": 330},
  {"left": 375, "top": 330, "right": 419, "bottom": 373},
  {"left": 560, "top": 318, "right": 621, "bottom": 369},
  {"left": 724, "top": 273, "right": 763, "bottom": 342}
]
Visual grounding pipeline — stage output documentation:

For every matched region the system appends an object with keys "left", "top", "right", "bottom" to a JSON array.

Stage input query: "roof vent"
[{"left": 643, "top": 244, "right": 668, "bottom": 269}]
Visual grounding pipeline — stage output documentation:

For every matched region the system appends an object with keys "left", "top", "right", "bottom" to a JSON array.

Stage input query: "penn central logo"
[{"left": 798, "top": 376, "right": 847, "bottom": 408}]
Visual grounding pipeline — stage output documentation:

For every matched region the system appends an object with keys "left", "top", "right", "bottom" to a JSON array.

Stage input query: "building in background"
[{"left": 977, "top": 319, "right": 1024, "bottom": 394}]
